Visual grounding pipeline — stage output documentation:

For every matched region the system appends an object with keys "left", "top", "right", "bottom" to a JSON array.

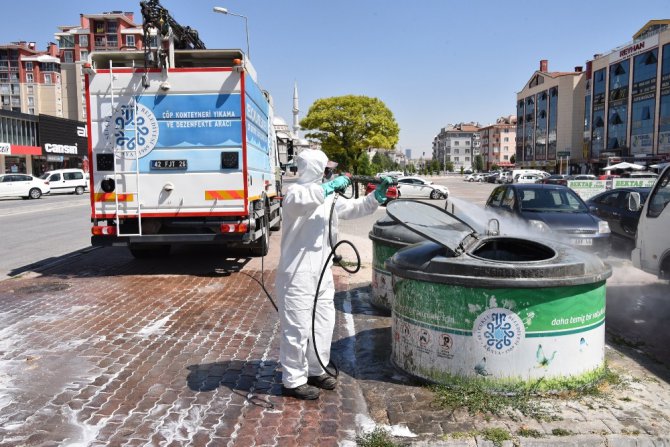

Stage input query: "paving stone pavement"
[{"left": 1, "top": 239, "right": 670, "bottom": 446}]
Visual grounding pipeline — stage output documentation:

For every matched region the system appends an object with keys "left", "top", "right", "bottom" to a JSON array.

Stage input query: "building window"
[
  {"left": 631, "top": 48, "right": 658, "bottom": 155},
  {"left": 26, "top": 73, "right": 33, "bottom": 83},
  {"left": 94, "top": 36, "right": 105, "bottom": 48},
  {"left": 27, "top": 96, "right": 34, "bottom": 106},
  {"left": 60, "top": 35, "right": 75, "bottom": 48},
  {"left": 465, "top": 141, "right": 470, "bottom": 146},
  {"left": 44, "top": 73, "right": 52, "bottom": 84},
  {"left": 658, "top": 43, "right": 670, "bottom": 154},
  {"left": 26, "top": 85, "right": 33, "bottom": 94},
  {"left": 28, "top": 107, "right": 35, "bottom": 115},
  {"left": 64, "top": 51, "right": 74, "bottom": 63},
  {"left": 95, "top": 21, "right": 105, "bottom": 34},
  {"left": 107, "top": 35, "right": 118, "bottom": 48},
  {"left": 80, "top": 50, "right": 89, "bottom": 62},
  {"left": 79, "top": 35, "right": 88, "bottom": 47},
  {"left": 454, "top": 141, "right": 459, "bottom": 146},
  {"left": 504, "top": 137, "right": 509, "bottom": 142},
  {"left": 25, "top": 61, "right": 33, "bottom": 71},
  {"left": 126, "top": 35, "right": 136, "bottom": 48},
  {"left": 107, "top": 21, "right": 118, "bottom": 33},
  {"left": 148, "top": 35, "right": 158, "bottom": 48}
]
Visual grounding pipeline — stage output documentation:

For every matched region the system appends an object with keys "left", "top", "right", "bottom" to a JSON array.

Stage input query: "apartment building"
[
  {"left": 583, "top": 20, "right": 670, "bottom": 171},
  {"left": 432, "top": 122, "right": 481, "bottom": 172},
  {"left": 516, "top": 60, "right": 585, "bottom": 173},
  {"left": 479, "top": 116, "right": 517, "bottom": 170},
  {"left": 0, "top": 42, "right": 62, "bottom": 117},
  {"left": 55, "top": 11, "right": 149, "bottom": 121}
]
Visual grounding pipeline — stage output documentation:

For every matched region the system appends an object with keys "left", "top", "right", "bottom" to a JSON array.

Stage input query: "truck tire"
[
  {"left": 129, "top": 244, "right": 171, "bottom": 259},
  {"left": 270, "top": 206, "right": 282, "bottom": 231},
  {"left": 250, "top": 217, "right": 270, "bottom": 257}
]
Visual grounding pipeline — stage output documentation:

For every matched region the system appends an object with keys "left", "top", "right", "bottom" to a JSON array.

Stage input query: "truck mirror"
[{"left": 628, "top": 192, "right": 641, "bottom": 212}]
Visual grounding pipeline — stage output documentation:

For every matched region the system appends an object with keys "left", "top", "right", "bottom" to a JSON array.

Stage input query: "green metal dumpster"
[
  {"left": 385, "top": 200, "right": 612, "bottom": 389},
  {"left": 369, "top": 215, "right": 425, "bottom": 311}
]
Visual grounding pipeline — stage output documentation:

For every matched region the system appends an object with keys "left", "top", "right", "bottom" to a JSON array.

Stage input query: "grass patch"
[
  {"left": 356, "top": 428, "right": 402, "bottom": 447},
  {"left": 431, "top": 379, "right": 551, "bottom": 420},
  {"left": 481, "top": 427, "right": 512, "bottom": 447},
  {"left": 430, "top": 364, "right": 625, "bottom": 421},
  {"left": 517, "top": 427, "right": 543, "bottom": 438},
  {"left": 551, "top": 428, "right": 573, "bottom": 436}
]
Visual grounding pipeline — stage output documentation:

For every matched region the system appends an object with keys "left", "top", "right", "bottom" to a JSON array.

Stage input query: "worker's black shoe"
[
  {"left": 307, "top": 374, "right": 337, "bottom": 390},
  {"left": 281, "top": 383, "right": 320, "bottom": 400}
]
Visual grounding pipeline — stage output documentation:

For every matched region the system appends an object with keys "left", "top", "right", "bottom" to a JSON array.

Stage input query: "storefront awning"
[{"left": 10, "top": 145, "right": 42, "bottom": 155}]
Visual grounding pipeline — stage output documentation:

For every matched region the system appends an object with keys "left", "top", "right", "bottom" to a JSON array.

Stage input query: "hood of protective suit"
[{"left": 297, "top": 149, "right": 328, "bottom": 185}]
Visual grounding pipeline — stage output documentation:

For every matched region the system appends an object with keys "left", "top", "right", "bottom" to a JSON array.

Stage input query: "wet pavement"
[{"left": 1, "top": 233, "right": 670, "bottom": 446}]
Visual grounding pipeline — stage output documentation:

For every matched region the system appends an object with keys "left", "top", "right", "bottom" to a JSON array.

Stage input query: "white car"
[
  {"left": 464, "top": 173, "right": 486, "bottom": 182},
  {"left": 516, "top": 174, "right": 543, "bottom": 184},
  {"left": 40, "top": 168, "right": 88, "bottom": 195},
  {"left": 0, "top": 174, "right": 51, "bottom": 199},
  {"left": 396, "top": 176, "right": 449, "bottom": 199}
]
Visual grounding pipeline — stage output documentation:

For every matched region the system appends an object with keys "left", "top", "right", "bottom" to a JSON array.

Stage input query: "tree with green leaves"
[
  {"left": 474, "top": 154, "right": 484, "bottom": 172},
  {"left": 510, "top": 154, "right": 516, "bottom": 165},
  {"left": 491, "top": 163, "right": 500, "bottom": 171},
  {"left": 445, "top": 161, "right": 454, "bottom": 172},
  {"left": 300, "top": 95, "right": 399, "bottom": 174}
]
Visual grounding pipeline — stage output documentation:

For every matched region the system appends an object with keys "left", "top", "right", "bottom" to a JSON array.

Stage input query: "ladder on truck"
[{"left": 109, "top": 60, "right": 143, "bottom": 237}]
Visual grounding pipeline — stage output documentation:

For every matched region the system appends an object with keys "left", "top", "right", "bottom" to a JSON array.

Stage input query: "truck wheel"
[
  {"left": 129, "top": 244, "right": 171, "bottom": 259},
  {"left": 270, "top": 207, "right": 282, "bottom": 231},
  {"left": 251, "top": 217, "right": 270, "bottom": 256}
]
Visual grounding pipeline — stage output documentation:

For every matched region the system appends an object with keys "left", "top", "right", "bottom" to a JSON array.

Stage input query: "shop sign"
[
  {"left": 609, "top": 35, "right": 658, "bottom": 64},
  {"left": 631, "top": 133, "right": 653, "bottom": 155},
  {"left": 44, "top": 143, "right": 78, "bottom": 155},
  {"left": 0, "top": 142, "right": 10, "bottom": 154},
  {"left": 46, "top": 155, "right": 64, "bottom": 162}
]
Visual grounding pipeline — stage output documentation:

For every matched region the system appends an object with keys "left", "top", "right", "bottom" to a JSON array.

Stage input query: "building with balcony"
[
  {"left": 479, "top": 116, "right": 517, "bottom": 170},
  {"left": 0, "top": 42, "right": 62, "bottom": 118},
  {"left": 432, "top": 122, "right": 481, "bottom": 172},
  {"left": 583, "top": 20, "right": 670, "bottom": 171},
  {"left": 55, "top": 11, "right": 150, "bottom": 121}
]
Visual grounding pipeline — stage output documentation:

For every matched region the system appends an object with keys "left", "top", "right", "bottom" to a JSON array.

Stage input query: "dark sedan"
[
  {"left": 541, "top": 174, "right": 573, "bottom": 185},
  {"left": 585, "top": 187, "right": 651, "bottom": 243},
  {"left": 485, "top": 184, "right": 611, "bottom": 255}
]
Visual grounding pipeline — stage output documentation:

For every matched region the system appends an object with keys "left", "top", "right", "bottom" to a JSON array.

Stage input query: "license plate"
[
  {"left": 571, "top": 238, "right": 593, "bottom": 246},
  {"left": 150, "top": 160, "right": 187, "bottom": 170}
]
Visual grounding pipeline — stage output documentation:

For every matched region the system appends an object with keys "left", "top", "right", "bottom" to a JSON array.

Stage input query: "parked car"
[
  {"left": 365, "top": 182, "right": 399, "bottom": 203},
  {"left": 464, "top": 173, "right": 487, "bottom": 182},
  {"left": 40, "top": 168, "right": 88, "bottom": 195},
  {"left": 396, "top": 176, "right": 449, "bottom": 199},
  {"left": 485, "top": 183, "right": 611, "bottom": 255},
  {"left": 620, "top": 171, "right": 658, "bottom": 179},
  {"left": 485, "top": 172, "right": 501, "bottom": 183},
  {"left": 0, "top": 173, "right": 51, "bottom": 199},
  {"left": 541, "top": 174, "right": 573, "bottom": 185},
  {"left": 586, "top": 187, "right": 651, "bottom": 243},
  {"left": 573, "top": 174, "right": 598, "bottom": 180},
  {"left": 516, "top": 173, "right": 543, "bottom": 184}
]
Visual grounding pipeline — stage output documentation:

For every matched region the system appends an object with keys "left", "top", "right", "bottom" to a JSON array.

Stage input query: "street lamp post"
[{"left": 213, "top": 7, "right": 251, "bottom": 61}]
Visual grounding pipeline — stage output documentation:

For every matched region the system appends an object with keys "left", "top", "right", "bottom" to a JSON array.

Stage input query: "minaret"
[{"left": 292, "top": 81, "right": 300, "bottom": 136}]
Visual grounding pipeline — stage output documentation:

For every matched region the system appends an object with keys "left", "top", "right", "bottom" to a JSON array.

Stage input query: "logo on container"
[{"left": 473, "top": 308, "right": 525, "bottom": 355}]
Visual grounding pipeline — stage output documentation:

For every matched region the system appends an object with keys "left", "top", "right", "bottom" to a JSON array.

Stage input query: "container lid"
[
  {"left": 386, "top": 200, "right": 478, "bottom": 256},
  {"left": 369, "top": 215, "right": 426, "bottom": 246}
]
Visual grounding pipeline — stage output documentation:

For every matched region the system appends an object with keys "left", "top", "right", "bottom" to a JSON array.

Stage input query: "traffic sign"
[{"left": 557, "top": 151, "right": 571, "bottom": 157}]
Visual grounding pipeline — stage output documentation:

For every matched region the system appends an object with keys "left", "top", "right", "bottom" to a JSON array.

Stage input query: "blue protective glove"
[
  {"left": 321, "top": 175, "right": 351, "bottom": 197},
  {"left": 374, "top": 176, "right": 393, "bottom": 204}
]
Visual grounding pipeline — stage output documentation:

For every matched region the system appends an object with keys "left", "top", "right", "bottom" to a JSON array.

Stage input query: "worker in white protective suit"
[{"left": 276, "top": 149, "right": 392, "bottom": 400}]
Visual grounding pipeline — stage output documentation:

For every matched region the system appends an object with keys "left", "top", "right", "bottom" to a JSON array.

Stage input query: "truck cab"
[{"left": 629, "top": 165, "right": 670, "bottom": 279}]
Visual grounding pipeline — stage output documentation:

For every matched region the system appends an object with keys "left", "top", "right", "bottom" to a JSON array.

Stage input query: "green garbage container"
[
  {"left": 385, "top": 200, "right": 612, "bottom": 389},
  {"left": 369, "top": 215, "right": 425, "bottom": 311}
]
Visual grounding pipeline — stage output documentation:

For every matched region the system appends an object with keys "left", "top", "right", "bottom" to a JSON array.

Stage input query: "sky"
[{"left": 1, "top": 0, "right": 669, "bottom": 159}]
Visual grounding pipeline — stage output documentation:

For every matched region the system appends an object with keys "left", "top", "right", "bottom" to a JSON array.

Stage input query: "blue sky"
[{"left": 2, "top": 1, "right": 669, "bottom": 159}]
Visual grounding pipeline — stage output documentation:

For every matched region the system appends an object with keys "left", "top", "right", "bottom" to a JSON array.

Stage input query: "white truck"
[
  {"left": 85, "top": 4, "right": 281, "bottom": 257},
  {"left": 629, "top": 164, "right": 670, "bottom": 279}
]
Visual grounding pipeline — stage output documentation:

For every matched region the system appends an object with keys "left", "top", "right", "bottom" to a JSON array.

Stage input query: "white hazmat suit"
[{"left": 276, "top": 149, "right": 379, "bottom": 391}]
